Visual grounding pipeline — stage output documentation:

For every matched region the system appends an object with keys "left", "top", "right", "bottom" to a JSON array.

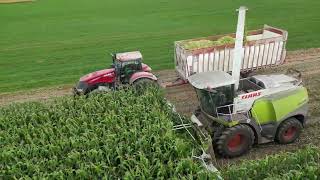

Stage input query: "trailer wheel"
[
  {"left": 216, "top": 124, "right": 254, "bottom": 158},
  {"left": 275, "top": 118, "right": 302, "bottom": 144}
]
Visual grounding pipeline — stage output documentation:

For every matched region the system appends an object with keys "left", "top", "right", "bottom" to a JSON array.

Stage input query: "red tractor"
[{"left": 74, "top": 51, "right": 158, "bottom": 95}]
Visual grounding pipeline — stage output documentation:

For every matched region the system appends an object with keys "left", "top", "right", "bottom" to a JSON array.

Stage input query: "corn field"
[
  {"left": 223, "top": 146, "right": 320, "bottom": 179},
  {"left": 0, "top": 88, "right": 217, "bottom": 179},
  {"left": 1, "top": 87, "right": 319, "bottom": 179}
]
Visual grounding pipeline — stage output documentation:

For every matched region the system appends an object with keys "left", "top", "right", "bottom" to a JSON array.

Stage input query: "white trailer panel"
[{"left": 175, "top": 25, "right": 288, "bottom": 80}]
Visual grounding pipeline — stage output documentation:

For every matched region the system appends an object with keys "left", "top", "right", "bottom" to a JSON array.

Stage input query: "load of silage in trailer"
[
  {"left": 0, "top": 88, "right": 218, "bottom": 179},
  {"left": 182, "top": 36, "right": 235, "bottom": 50}
]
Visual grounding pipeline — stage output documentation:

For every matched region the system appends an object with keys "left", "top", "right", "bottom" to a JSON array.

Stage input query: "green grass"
[{"left": 1, "top": 0, "right": 320, "bottom": 93}]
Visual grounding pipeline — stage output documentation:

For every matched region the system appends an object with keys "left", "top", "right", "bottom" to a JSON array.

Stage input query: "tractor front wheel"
[
  {"left": 275, "top": 117, "right": 302, "bottom": 144},
  {"left": 216, "top": 124, "right": 254, "bottom": 158}
]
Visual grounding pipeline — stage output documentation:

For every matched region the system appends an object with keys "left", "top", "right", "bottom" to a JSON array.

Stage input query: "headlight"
[{"left": 103, "top": 73, "right": 113, "bottom": 77}]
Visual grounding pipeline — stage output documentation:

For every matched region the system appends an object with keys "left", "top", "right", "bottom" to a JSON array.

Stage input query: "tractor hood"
[
  {"left": 80, "top": 68, "right": 115, "bottom": 82},
  {"left": 142, "top": 63, "right": 152, "bottom": 72}
]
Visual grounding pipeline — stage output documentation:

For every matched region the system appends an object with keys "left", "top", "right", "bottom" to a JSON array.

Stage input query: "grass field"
[
  {"left": 1, "top": 0, "right": 320, "bottom": 93},
  {"left": 0, "top": 0, "right": 34, "bottom": 4}
]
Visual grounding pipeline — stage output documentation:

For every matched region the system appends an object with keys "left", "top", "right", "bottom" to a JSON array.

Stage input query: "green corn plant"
[{"left": 0, "top": 87, "right": 216, "bottom": 179}]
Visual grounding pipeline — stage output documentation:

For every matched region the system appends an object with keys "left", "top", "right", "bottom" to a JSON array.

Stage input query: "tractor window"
[
  {"left": 118, "top": 60, "right": 142, "bottom": 82},
  {"left": 121, "top": 60, "right": 142, "bottom": 71},
  {"left": 195, "top": 85, "right": 235, "bottom": 117}
]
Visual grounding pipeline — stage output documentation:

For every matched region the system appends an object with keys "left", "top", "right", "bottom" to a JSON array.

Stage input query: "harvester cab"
[{"left": 187, "top": 6, "right": 309, "bottom": 158}]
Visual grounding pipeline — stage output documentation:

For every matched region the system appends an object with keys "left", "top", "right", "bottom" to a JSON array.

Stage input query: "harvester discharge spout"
[{"left": 232, "top": 6, "right": 248, "bottom": 90}]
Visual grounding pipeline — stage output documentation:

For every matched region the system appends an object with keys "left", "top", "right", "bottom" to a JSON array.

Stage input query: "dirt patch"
[
  {"left": 0, "top": 85, "right": 72, "bottom": 106},
  {"left": 0, "top": 0, "right": 34, "bottom": 3},
  {"left": 286, "top": 48, "right": 320, "bottom": 61}
]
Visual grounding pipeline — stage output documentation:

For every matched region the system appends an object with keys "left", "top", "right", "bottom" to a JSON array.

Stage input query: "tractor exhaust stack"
[{"left": 232, "top": 6, "right": 248, "bottom": 90}]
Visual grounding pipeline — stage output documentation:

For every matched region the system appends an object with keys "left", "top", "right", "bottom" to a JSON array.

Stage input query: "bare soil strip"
[
  {"left": 0, "top": 85, "right": 72, "bottom": 107},
  {"left": 0, "top": 0, "right": 34, "bottom": 3},
  {"left": 286, "top": 48, "right": 320, "bottom": 62}
]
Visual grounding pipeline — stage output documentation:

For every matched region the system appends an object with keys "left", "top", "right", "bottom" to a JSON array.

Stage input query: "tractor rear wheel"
[
  {"left": 216, "top": 124, "right": 254, "bottom": 158},
  {"left": 133, "top": 78, "right": 158, "bottom": 91},
  {"left": 275, "top": 117, "right": 302, "bottom": 144}
]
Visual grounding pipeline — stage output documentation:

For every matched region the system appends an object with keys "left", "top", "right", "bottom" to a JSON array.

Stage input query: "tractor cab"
[{"left": 112, "top": 51, "right": 143, "bottom": 83}]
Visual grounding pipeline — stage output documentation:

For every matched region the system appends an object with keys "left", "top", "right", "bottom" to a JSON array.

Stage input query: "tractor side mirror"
[{"left": 110, "top": 53, "right": 116, "bottom": 63}]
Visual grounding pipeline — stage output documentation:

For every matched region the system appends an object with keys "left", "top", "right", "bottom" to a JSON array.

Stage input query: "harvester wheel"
[
  {"left": 211, "top": 124, "right": 225, "bottom": 149},
  {"left": 275, "top": 118, "right": 302, "bottom": 144},
  {"left": 216, "top": 124, "right": 254, "bottom": 158}
]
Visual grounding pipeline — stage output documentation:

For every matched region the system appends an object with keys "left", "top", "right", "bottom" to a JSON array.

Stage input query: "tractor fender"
[{"left": 129, "top": 72, "right": 157, "bottom": 84}]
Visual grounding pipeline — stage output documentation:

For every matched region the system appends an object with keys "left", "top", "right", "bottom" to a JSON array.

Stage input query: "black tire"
[
  {"left": 84, "top": 85, "right": 100, "bottom": 96},
  {"left": 211, "top": 124, "right": 225, "bottom": 150},
  {"left": 275, "top": 118, "right": 302, "bottom": 144},
  {"left": 133, "top": 78, "right": 158, "bottom": 90},
  {"left": 216, "top": 124, "right": 254, "bottom": 158}
]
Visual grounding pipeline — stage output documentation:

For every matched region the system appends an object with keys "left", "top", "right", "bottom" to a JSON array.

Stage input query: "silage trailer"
[{"left": 163, "top": 23, "right": 288, "bottom": 87}]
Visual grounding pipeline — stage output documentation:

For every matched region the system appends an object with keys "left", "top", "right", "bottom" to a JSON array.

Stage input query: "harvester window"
[
  {"left": 195, "top": 85, "right": 235, "bottom": 117},
  {"left": 238, "top": 78, "right": 264, "bottom": 94},
  {"left": 197, "top": 89, "right": 216, "bottom": 116},
  {"left": 257, "top": 81, "right": 265, "bottom": 88}
]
